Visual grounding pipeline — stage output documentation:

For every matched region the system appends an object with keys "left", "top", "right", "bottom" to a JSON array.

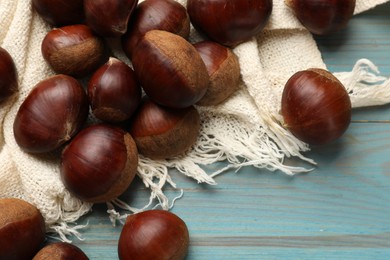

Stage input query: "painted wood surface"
[{"left": 68, "top": 3, "right": 390, "bottom": 259}]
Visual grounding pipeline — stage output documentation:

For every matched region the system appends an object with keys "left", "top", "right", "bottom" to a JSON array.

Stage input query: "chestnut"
[
  {"left": 187, "top": 0, "right": 273, "bottom": 47},
  {"left": 0, "top": 47, "right": 18, "bottom": 103},
  {"left": 84, "top": 0, "right": 138, "bottom": 38},
  {"left": 33, "top": 242, "right": 89, "bottom": 260},
  {"left": 285, "top": 0, "right": 356, "bottom": 35},
  {"left": 281, "top": 68, "right": 352, "bottom": 145},
  {"left": 128, "top": 98, "right": 200, "bottom": 159},
  {"left": 0, "top": 198, "right": 46, "bottom": 260},
  {"left": 41, "top": 24, "right": 108, "bottom": 78},
  {"left": 88, "top": 57, "right": 142, "bottom": 123},
  {"left": 121, "top": 0, "right": 190, "bottom": 59},
  {"left": 61, "top": 124, "right": 138, "bottom": 203},
  {"left": 118, "top": 210, "right": 189, "bottom": 260},
  {"left": 32, "top": 0, "right": 85, "bottom": 27},
  {"left": 132, "top": 30, "right": 209, "bottom": 108},
  {"left": 13, "top": 74, "right": 89, "bottom": 153},
  {"left": 194, "top": 41, "right": 241, "bottom": 106}
]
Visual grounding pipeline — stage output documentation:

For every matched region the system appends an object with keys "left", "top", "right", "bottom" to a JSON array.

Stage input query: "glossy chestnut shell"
[
  {"left": 187, "top": 0, "right": 273, "bottom": 47},
  {"left": 281, "top": 68, "right": 352, "bottom": 145},
  {"left": 0, "top": 47, "right": 18, "bottom": 103},
  {"left": 285, "top": 0, "right": 356, "bottom": 35},
  {"left": 33, "top": 242, "right": 89, "bottom": 260},
  {"left": 88, "top": 57, "right": 142, "bottom": 122},
  {"left": 13, "top": 74, "right": 89, "bottom": 153},
  {"left": 122, "top": 0, "right": 190, "bottom": 59},
  {"left": 129, "top": 98, "right": 200, "bottom": 159},
  {"left": 32, "top": 0, "right": 85, "bottom": 26},
  {"left": 0, "top": 198, "right": 46, "bottom": 260},
  {"left": 61, "top": 124, "right": 138, "bottom": 203},
  {"left": 194, "top": 41, "right": 241, "bottom": 106},
  {"left": 41, "top": 24, "right": 108, "bottom": 77},
  {"left": 84, "top": 0, "right": 138, "bottom": 37},
  {"left": 132, "top": 30, "right": 209, "bottom": 108},
  {"left": 118, "top": 210, "right": 189, "bottom": 260}
]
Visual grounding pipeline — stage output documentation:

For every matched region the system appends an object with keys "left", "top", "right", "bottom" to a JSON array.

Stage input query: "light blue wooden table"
[{"left": 69, "top": 3, "right": 390, "bottom": 259}]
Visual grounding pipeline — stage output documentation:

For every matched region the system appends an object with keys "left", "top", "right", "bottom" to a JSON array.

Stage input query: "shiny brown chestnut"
[
  {"left": 0, "top": 47, "right": 17, "bottom": 103},
  {"left": 41, "top": 24, "right": 108, "bottom": 78},
  {"left": 32, "top": 0, "right": 85, "bottom": 26},
  {"left": 88, "top": 57, "right": 142, "bottom": 123},
  {"left": 118, "top": 210, "right": 189, "bottom": 260},
  {"left": 281, "top": 68, "right": 352, "bottom": 145},
  {"left": 285, "top": 0, "right": 356, "bottom": 35},
  {"left": 33, "top": 242, "right": 89, "bottom": 260},
  {"left": 0, "top": 198, "right": 46, "bottom": 260},
  {"left": 132, "top": 30, "right": 209, "bottom": 108},
  {"left": 122, "top": 0, "right": 190, "bottom": 59},
  {"left": 187, "top": 0, "right": 273, "bottom": 47},
  {"left": 13, "top": 74, "right": 89, "bottom": 153},
  {"left": 194, "top": 41, "right": 241, "bottom": 106},
  {"left": 84, "top": 0, "right": 138, "bottom": 37},
  {"left": 61, "top": 124, "right": 138, "bottom": 203},
  {"left": 128, "top": 98, "right": 200, "bottom": 159}
]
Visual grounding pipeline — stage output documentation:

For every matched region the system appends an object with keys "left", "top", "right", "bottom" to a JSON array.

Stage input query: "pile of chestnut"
[
  {"left": 11, "top": 0, "right": 357, "bottom": 203},
  {"left": 1, "top": 0, "right": 358, "bottom": 258},
  {"left": 13, "top": 0, "right": 255, "bottom": 205}
]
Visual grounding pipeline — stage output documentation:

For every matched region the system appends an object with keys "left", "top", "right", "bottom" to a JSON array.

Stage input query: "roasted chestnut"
[
  {"left": 187, "top": 0, "right": 273, "bottom": 47},
  {"left": 194, "top": 41, "right": 241, "bottom": 106},
  {"left": 61, "top": 124, "right": 138, "bottom": 203},
  {"left": 41, "top": 24, "right": 108, "bottom": 77},
  {"left": 131, "top": 30, "right": 209, "bottom": 108},
  {"left": 84, "top": 0, "right": 138, "bottom": 37},
  {"left": 0, "top": 198, "right": 46, "bottom": 260},
  {"left": 0, "top": 47, "right": 17, "bottom": 103},
  {"left": 33, "top": 242, "right": 89, "bottom": 260},
  {"left": 13, "top": 74, "right": 89, "bottom": 153},
  {"left": 88, "top": 57, "right": 142, "bottom": 123},
  {"left": 32, "top": 0, "right": 85, "bottom": 26},
  {"left": 122, "top": 0, "right": 190, "bottom": 59},
  {"left": 118, "top": 210, "right": 189, "bottom": 260},
  {"left": 281, "top": 68, "right": 352, "bottom": 145},
  {"left": 128, "top": 98, "right": 200, "bottom": 159},
  {"left": 285, "top": 0, "right": 356, "bottom": 35}
]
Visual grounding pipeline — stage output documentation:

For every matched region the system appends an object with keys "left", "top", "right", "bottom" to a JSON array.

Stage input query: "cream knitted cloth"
[{"left": 1, "top": 0, "right": 390, "bottom": 240}]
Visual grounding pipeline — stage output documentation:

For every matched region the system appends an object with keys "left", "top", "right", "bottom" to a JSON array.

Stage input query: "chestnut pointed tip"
[
  {"left": 108, "top": 56, "right": 122, "bottom": 65},
  {"left": 84, "top": 0, "right": 138, "bottom": 38},
  {"left": 112, "top": 24, "right": 128, "bottom": 35}
]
